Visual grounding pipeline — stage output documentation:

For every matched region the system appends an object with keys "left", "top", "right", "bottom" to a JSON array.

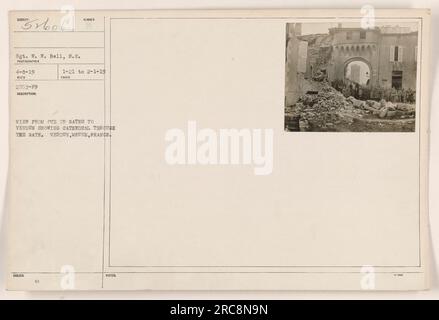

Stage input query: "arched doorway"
[{"left": 344, "top": 58, "right": 371, "bottom": 86}]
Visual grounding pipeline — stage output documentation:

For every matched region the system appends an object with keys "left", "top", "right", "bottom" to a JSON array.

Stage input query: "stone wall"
[
  {"left": 297, "top": 27, "right": 418, "bottom": 91},
  {"left": 285, "top": 24, "right": 303, "bottom": 106}
]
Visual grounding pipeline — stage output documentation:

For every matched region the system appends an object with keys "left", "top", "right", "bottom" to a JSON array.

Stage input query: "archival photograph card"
[{"left": 6, "top": 9, "right": 431, "bottom": 291}]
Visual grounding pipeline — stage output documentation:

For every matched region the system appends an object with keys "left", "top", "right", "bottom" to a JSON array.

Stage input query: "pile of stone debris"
[{"left": 285, "top": 83, "right": 415, "bottom": 131}]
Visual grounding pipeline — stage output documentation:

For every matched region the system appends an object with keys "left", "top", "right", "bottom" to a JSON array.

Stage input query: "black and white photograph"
[{"left": 285, "top": 22, "right": 419, "bottom": 132}]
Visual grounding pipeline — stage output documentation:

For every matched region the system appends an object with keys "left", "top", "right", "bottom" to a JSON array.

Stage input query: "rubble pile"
[
  {"left": 285, "top": 83, "right": 416, "bottom": 132},
  {"left": 359, "top": 99, "right": 416, "bottom": 120}
]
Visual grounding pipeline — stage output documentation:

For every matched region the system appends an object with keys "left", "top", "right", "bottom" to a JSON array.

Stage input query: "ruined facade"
[
  {"left": 327, "top": 26, "right": 418, "bottom": 90},
  {"left": 285, "top": 23, "right": 418, "bottom": 106},
  {"left": 284, "top": 23, "right": 307, "bottom": 106}
]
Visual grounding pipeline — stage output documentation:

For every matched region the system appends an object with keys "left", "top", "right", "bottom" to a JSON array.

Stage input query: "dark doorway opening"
[{"left": 392, "top": 71, "right": 403, "bottom": 89}]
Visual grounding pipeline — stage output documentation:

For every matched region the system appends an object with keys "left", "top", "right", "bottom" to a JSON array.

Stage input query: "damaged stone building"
[{"left": 285, "top": 23, "right": 418, "bottom": 106}]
